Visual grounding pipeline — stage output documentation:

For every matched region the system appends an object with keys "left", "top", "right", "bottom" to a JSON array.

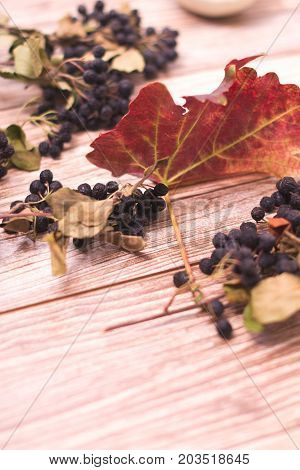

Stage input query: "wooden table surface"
[{"left": 0, "top": 0, "right": 300, "bottom": 450}]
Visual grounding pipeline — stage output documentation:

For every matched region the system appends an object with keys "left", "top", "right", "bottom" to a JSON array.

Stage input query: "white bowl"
[{"left": 177, "top": 0, "right": 257, "bottom": 17}]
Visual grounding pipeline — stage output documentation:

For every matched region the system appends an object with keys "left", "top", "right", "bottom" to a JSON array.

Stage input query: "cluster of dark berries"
[
  {"left": 77, "top": 2, "right": 142, "bottom": 47},
  {"left": 4, "top": 169, "right": 60, "bottom": 234},
  {"left": 142, "top": 27, "right": 178, "bottom": 79},
  {"left": 74, "top": 181, "right": 168, "bottom": 248},
  {"left": 8, "top": 1, "right": 178, "bottom": 163},
  {"left": 0, "top": 131, "right": 15, "bottom": 180},
  {"left": 250, "top": 176, "right": 300, "bottom": 235},
  {"left": 75, "top": 2, "right": 178, "bottom": 78},
  {"left": 196, "top": 176, "right": 300, "bottom": 339},
  {"left": 4, "top": 169, "right": 168, "bottom": 247}
]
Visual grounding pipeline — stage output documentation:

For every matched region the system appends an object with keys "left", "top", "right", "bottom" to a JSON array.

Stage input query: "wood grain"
[{"left": 0, "top": 0, "right": 299, "bottom": 450}]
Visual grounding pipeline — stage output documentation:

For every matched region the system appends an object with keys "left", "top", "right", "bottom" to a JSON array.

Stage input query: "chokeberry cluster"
[
  {"left": 33, "top": 1, "right": 178, "bottom": 159},
  {"left": 0, "top": 131, "right": 15, "bottom": 180},
  {"left": 75, "top": 2, "right": 178, "bottom": 79},
  {"left": 196, "top": 176, "right": 300, "bottom": 339},
  {"left": 3, "top": 170, "right": 169, "bottom": 249},
  {"left": 74, "top": 180, "right": 168, "bottom": 248}
]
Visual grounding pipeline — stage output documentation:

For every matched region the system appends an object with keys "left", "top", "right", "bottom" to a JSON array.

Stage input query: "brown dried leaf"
[
  {"left": 3, "top": 216, "right": 32, "bottom": 233},
  {"left": 47, "top": 187, "right": 90, "bottom": 219},
  {"left": 44, "top": 231, "right": 69, "bottom": 276},
  {"left": 58, "top": 199, "right": 114, "bottom": 238}
]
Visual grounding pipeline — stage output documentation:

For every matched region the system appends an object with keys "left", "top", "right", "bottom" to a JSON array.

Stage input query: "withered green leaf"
[
  {"left": 243, "top": 304, "right": 264, "bottom": 333},
  {"left": 13, "top": 34, "right": 45, "bottom": 78},
  {"left": 251, "top": 273, "right": 300, "bottom": 324},
  {"left": 224, "top": 284, "right": 250, "bottom": 304},
  {"left": 6, "top": 124, "right": 40, "bottom": 171},
  {"left": 44, "top": 231, "right": 69, "bottom": 276}
]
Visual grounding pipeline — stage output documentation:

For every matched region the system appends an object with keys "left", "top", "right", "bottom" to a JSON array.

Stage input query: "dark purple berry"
[
  {"left": 212, "top": 232, "right": 228, "bottom": 248},
  {"left": 92, "top": 182, "right": 106, "bottom": 199},
  {"left": 25, "top": 194, "right": 40, "bottom": 204},
  {"left": 276, "top": 176, "right": 297, "bottom": 195},
  {"left": 271, "top": 191, "right": 285, "bottom": 207},
  {"left": 106, "top": 181, "right": 119, "bottom": 194},
  {"left": 290, "top": 193, "right": 300, "bottom": 210},
  {"left": 153, "top": 183, "right": 168, "bottom": 197},
  {"left": 30, "top": 180, "right": 46, "bottom": 195},
  {"left": 208, "top": 299, "right": 224, "bottom": 318},
  {"left": 0, "top": 132, "right": 8, "bottom": 148},
  {"left": 38, "top": 141, "right": 50, "bottom": 156},
  {"left": 2, "top": 145, "right": 14, "bottom": 158},
  {"left": 240, "top": 221, "right": 257, "bottom": 233},
  {"left": 35, "top": 216, "right": 49, "bottom": 233},
  {"left": 93, "top": 45, "right": 105, "bottom": 58},
  {"left": 0, "top": 166, "right": 7, "bottom": 179},
  {"left": 258, "top": 233, "right": 275, "bottom": 252},
  {"left": 259, "top": 196, "right": 275, "bottom": 213},
  {"left": 211, "top": 248, "right": 227, "bottom": 265},
  {"left": 216, "top": 318, "right": 233, "bottom": 339},
  {"left": 173, "top": 270, "right": 189, "bottom": 288},
  {"left": 49, "top": 181, "right": 62, "bottom": 192},
  {"left": 258, "top": 252, "right": 276, "bottom": 269},
  {"left": 39, "top": 169, "right": 53, "bottom": 184},
  {"left": 118, "top": 79, "right": 134, "bottom": 98},
  {"left": 49, "top": 145, "right": 61, "bottom": 159},
  {"left": 251, "top": 206, "right": 265, "bottom": 222},
  {"left": 77, "top": 183, "right": 92, "bottom": 197}
]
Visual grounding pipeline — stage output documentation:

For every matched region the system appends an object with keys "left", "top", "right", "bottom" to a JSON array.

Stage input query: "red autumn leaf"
[{"left": 87, "top": 56, "right": 300, "bottom": 186}]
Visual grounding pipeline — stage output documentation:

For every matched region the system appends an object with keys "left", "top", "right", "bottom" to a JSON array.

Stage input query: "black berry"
[
  {"left": 216, "top": 318, "right": 233, "bottom": 339},
  {"left": 173, "top": 270, "right": 189, "bottom": 288}
]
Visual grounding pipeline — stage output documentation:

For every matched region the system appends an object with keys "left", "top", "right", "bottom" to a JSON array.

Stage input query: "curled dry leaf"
[
  {"left": 47, "top": 187, "right": 91, "bottom": 219},
  {"left": 88, "top": 56, "right": 300, "bottom": 186},
  {"left": 2, "top": 216, "right": 32, "bottom": 234},
  {"left": 6, "top": 124, "right": 40, "bottom": 171},
  {"left": 58, "top": 199, "right": 114, "bottom": 238},
  {"left": 243, "top": 304, "right": 264, "bottom": 333},
  {"left": 251, "top": 273, "right": 300, "bottom": 324},
  {"left": 47, "top": 187, "right": 114, "bottom": 239},
  {"left": 12, "top": 34, "right": 45, "bottom": 79},
  {"left": 44, "top": 231, "right": 69, "bottom": 276}
]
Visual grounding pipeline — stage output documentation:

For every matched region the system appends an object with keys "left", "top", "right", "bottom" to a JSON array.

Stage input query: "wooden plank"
[
  {"left": 0, "top": 271, "right": 299, "bottom": 449},
  {"left": 0, "top": 0, "right": 299, "bottom": 451},
  {"left": 0, "top": 176, "right": 274, "bottom": 313}
]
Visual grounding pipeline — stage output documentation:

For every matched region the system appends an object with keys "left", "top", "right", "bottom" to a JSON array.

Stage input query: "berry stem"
[
  {"left": 165, "top": 193, "right": 206, "bottom": 311},
  {"left": 165, "top": 193, "right": 194, "bottom": 281}
]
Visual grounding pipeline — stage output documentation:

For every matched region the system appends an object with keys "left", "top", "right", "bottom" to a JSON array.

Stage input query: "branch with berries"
[{"left": 0, "top": 0, "right": 179, "bottom": 180}]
